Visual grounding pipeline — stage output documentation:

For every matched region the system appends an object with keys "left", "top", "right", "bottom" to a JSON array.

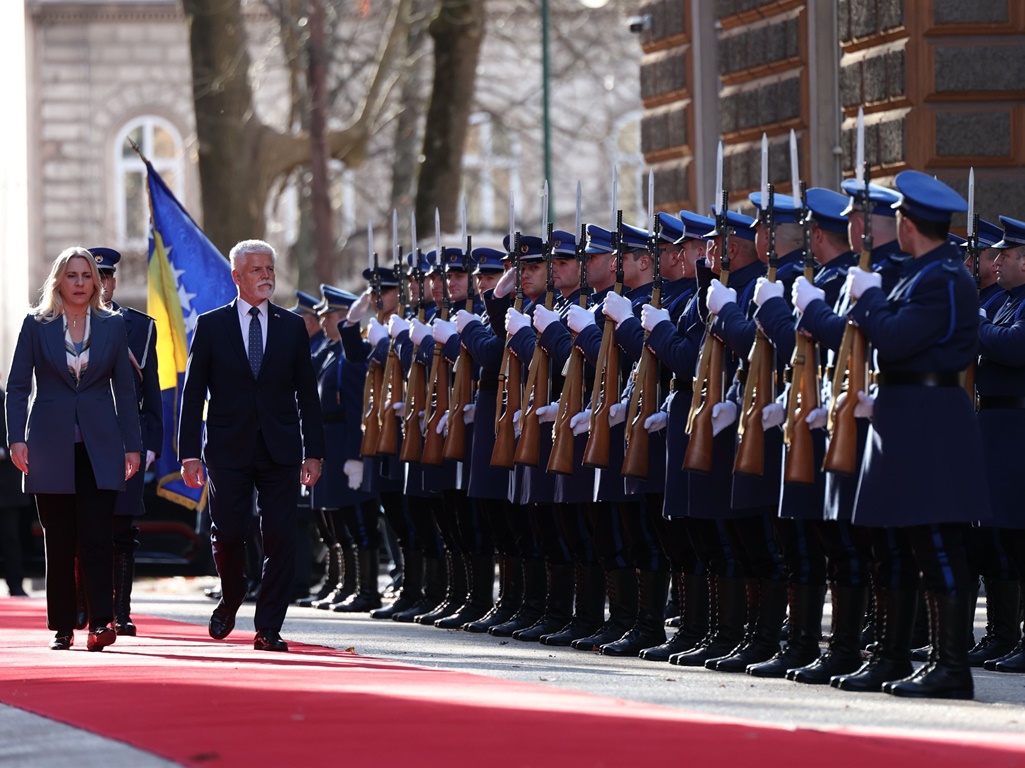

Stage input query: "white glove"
[
  {"left": 145, "top": 450, "right": 156, "bottom": 471},
  {"left": 462, "top": 403, "right": 475, "bottom": 424},
  {"left": 388, "top": 314, "right": 410, "bottom": 338},
  {"left": 536, "top": 402, "right": 560, "bottom": 424},
  {"left": 804, "top": 405, "right": 828, "bottom": 430},
  {"left": 506, "top": 307, "right": 531, "bottom": 336},
  {"left": 979, "top": 307, "right": 988, "bottom": 319},
  {"left": 644, "top": 412, "right": 667, "bottom": 433},
  {"left": 608, "top": 402, "right": 626, "bottom": 427},
  {"left": 792, "top": 276, "right": 825, "bottom": 313},
  {"left": 346, "top": 290, "right": 373, "bottom": 325},
  {"left": 532, "top": 305, "right": 561, "bottom": 333},
  {"left": 707, "top": 279, "right": 737, "bottom": 315},
  {"left": 367, "top": 317, "right": 388, "bottom": 347},
  {"left": 711, "top": 401, "right": 738, "bottom": 436},
  {"left": 435, "top": 411, "right": 449, "bottom": 435},
  {"left": 494, "top": 267, "right": 517, "bottom": 298},
  {"left": 835, "top": 390, "right": 875, "bottom": 420},
  {"left": 433, "top": 318, "right": 456, "bottom": 344},
  {"left": 566, "top": 304, "right": 596, "bottom": 334},
  {"left": 343, "top": 459, "right": 363, "bottom": 490},
  {"left": 455, "top": 309, "right": 482, "bottom": 333},
  {"left": 753, "top": 277, "right": 784, "bottom": 307},
  {"left": 392, "top": 401, "right": 405, "bottom": 416},
  {"left": 410, "top": 318, "right": 431, "bottom": 346},
  {"left": 512, "top": 409, "right": 522, "bottom": 439},
  {"left": 602, "top": 292, "right": 634, "bottom": 326},
  {"left": 570, "top": 409, "right": 592, "bottom": 436},
  {"left": 761, "top": 401, "right": 786, "bottom": 431},
  {"left": 847, "top": 267, "right": 882, "bottom": 300},
  {"left": 641, "top": 304, "right": 671, "bottom": 332}
]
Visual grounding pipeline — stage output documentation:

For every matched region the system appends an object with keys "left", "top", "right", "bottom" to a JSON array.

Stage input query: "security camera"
[{"left": 628, "top": 14, "right": 652, "bottom": 33}]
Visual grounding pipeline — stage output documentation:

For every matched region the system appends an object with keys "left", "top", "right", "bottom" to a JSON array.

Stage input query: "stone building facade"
[{"left": 637, "top": 0, "right": 1025, "bottom": 225}]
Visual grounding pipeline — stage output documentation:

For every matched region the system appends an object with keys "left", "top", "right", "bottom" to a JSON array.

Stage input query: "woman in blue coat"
[{"left": 5, "top": 247, "right": 142, "bottom": 651}]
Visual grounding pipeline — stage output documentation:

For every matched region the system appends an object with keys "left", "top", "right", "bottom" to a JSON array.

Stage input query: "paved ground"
[{"left": 4, "top": 576, "right": 1025, "bottom": 765}]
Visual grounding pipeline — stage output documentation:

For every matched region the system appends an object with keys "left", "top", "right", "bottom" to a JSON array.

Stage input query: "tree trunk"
[
  {"left": 415, "top": 0, "right": 486, "bottom": 236},
  {"left": 306, "top": 0, "right": 336, "bottom": 286},
  {"left": 390, "top": 0, "right": 432, "bottom": 225}
]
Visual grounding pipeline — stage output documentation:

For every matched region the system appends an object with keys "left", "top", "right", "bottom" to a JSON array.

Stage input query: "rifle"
[
  {"left": 622, "top": 189, "right": 660, "bottom": 479},
  {"left": 376, "top": 211, "right": 404, "bottom": 456},
  {"left": 734, "top": 182, "right": 778, "bottom": 477},
  {"left": 359, "top": 226, "right": 385, "bottom": 458},
  {"left": 443, "top": 199, "right": 475, "bottom": 460},
  {"left": 548, "top": 214, "right": 589, "bottom": 475},
  {"left": 421, "top": 211, "right": 451, "bottom": 466},
  {"left": 963, "top": 167, "right": 979, "bottom": 406},
  {"left": 823, "top": 159, "right": 872, "bottom": 475},
  {"left": 783, "top": 182, "right": 818, "bottom": 484},
  {"left": 491, "top": 231, "right": 524, "bottom": 468},
  {"left": 683, "top": 189, "right": 731, "bottom": 473},
  {"left": 399, "top": 240, "right": 428, "bottom": 464},
  {"left": 515, "top": 214, "right": 554, "bottom": 467},
  {"left": 582, "top": 210, "right": 624, "bottom": 469}
]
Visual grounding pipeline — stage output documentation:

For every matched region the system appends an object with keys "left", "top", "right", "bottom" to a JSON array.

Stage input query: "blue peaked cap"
[
  {"left": 840, "top": 179, "right": 901, "bottom": 217},
  {"left": 675, "top": 211, "right": 716, "bottom": 244},
  {"left": 994, "top": 216, "right": 1025, "bottom": 250},
  {"left": 748, "top": 192, "right": 801, "bottom": 225},
  {"left": 892, "top": 170, "right": 967, "bottom": 223},
  {"left": 291, "top": 290, "right": 320, "bottom": 316},
  {"left": 805, "top": 188, "right": 850, "bottom": 234},
  {"left": 705, "top": 207, "right": 757, "bottom": 242},
  {"left": 472, "top": 247, "right": 506, "bottom": 273}
]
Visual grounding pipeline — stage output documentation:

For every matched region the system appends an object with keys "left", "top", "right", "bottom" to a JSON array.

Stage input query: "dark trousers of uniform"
[
  {"left": 451, "top": 493, "right": 494, "bottom": 558},
  {"left": 906, "top": 524, "right": 973, "bottom": 596},
  {"left": 381, "top": 490, "right": 414, "bottom": 551},
  {"left": 726, "top": 512, "right": 786, "bottom": 582},
  {"left": 342, "top": 500, "right": 383, "bottom": 550},
  {"left": 651, "top": 515, "right": 705, "bottom": 578},
  {"left": 584, "top": 501, "right": 632, "bottom": 572},
  {"left": 206, "top": 434, "right": 299, "bottom": 633},
  {"left": 112, "top": 514, "right": 139, "bottom": 557},
  {"left": 438, "top": 489, "right": 467, "bottom": 556},
  {"left": 35, "top": 443, "right": 118, "bottom": 632},
  {"left": 868, "top": 527, "right": 920, "bottom": 591},
  {"left": 814, "top": 520, "right": 873, "bottom": 588},
  {"left": 774, "top": 518, "right": 827, "bottom": 586},
  {"left": 555, "top": 503, "right": 597, "bottom": 566},
  {"left": 616, "top": 496, "right": 668, "bottom": 573},
  {"left": 687, "top": 518, "right": 742, "bottom": 579},
  {"left": 508, "top": 503, "right": 542, "bottom": 562},
  {"left": 409, "top": 496, "right": 446, "bottom": 559},
  {"left": 480, "top": 498, "right": 517, "bottom": 558},
  {"left": 967, "top": 526, "right": 1019, "bottom": 583},
  {"left": 529, "top": 503, "right": 572, "bottom": 565}
]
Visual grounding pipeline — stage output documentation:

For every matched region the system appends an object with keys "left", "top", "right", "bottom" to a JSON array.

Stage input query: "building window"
[
  {"left": 463, "top": 112, "right": 520, "bottom": 232},
  {"left": 114, "top": 117, "right": 185, "bottom": 249}
]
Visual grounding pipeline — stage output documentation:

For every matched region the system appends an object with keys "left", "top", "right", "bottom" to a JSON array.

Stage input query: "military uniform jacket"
[
  {"left": 848, "top": 241, "right": 990, "bottom": 527},
  {"left": 976, "top": 282, "right": 1025, "bottom": 528}
]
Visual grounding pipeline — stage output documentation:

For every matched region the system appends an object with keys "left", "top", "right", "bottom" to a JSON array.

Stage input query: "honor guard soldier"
[{"left": 91, "top": 247, "right": 162, "bottom": 637}]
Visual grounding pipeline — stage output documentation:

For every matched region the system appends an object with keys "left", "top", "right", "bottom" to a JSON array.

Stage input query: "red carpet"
[{"left": 1, "top": 599, "right": 1024, "bottom": 767}]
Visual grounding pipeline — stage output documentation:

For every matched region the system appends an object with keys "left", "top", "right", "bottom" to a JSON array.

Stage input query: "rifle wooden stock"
[
  {"left": 782, "top": 335, "right": 818, "bottom": 485},
  {"left": 420, "top": 344, "right": 450, "bottom": 466},
  {"left": 359, "top": 359, "right": 384, "bottom": 457},
  {"left": 582, "top": 320, "right": 619, "bottom": 469},
  {"left": 399, "top": 356, "right": 426, "bottom": 463},
  {"left": 823, "top": 328, "right": 865, "bottom": 475},
  {"left": 376, "top": 343, "right": 404, "bottom": 456},
  {"left": 733, "top": 333, "right": 774, "bottom": 476},
  {"left": 491, "top": 349, "right": 522, "bottom": 468},
  {"left": 514, "top": 344, "right": 549, "bottom": 466},
  {"left": 622, "top": 349, "right": 658, "bottom": 478},
  {"left": 548, "top": 345, "right": 584, "bottom": 474},
  {"left": 683, "top": 334, "right": 724, "bottom": 473},
  {"left": 443, "top": 345, "right": 474, "bottom": 460}
]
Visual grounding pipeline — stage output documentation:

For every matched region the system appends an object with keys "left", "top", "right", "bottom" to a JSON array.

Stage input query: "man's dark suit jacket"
[{"left": 177, "top": 300, "right": 325, "bottom": 469}]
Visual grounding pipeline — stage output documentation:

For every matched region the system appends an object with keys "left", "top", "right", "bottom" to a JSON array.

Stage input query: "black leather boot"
[
  {"left": 884, "top": 591, "right": 974, "bottom": 699},
  {"left": 789, "top": 583, "right": 868, "bottom": 684},
  {"left": 465, "top": 555, "right": 523, "bottom": 633},
  {"left": 315, "top": 545, "right": 356, "bottom": 609},
  {"left": 112, "top": 551, "right": 137, "bottom": 636},
  {"left": 985, "top": 639, "right": 1025, "bottom": 673},
  {"left": 333, "top": 548, "right": 383, "bottom": 612},
  {"left": 298, "top": 541, "right": 341, "bottom": 607},
  {"left": 436, "top": 555, "right": 496, "bottom": 629},
  {"left": 372, "top": 549, "right": 424, "bottom": 619},
  {"left": 541, "top": 563, "right": 606, "bottom": 646},
  {"left": 967, "top": 578, "right": 1021, "bottom": 666},
  {"left": 748, "top": 583, "right": 825, "bottom": 678},
  {"left": 641, "top": 571, "right": 709, "bottom": 662},
  {"left": 489, "top": 559, "right": 546, "bottom": 637},
  {"left": 393, "top": 555, "right": 446, "bottom": 622},
  {"left": 831, "top": 587, "right": 916, "bottom": 692},
  {"left": 416, "top": 552, "right": 465, "bottom": 625},
  {"left": 513, "top": 562, "right": 575, "bottom": 641},
  {"left": 670, "top": 575, "right": 747, "bottom": 666},
  {"left": 664, "top": 570, "right": 682, "bottom": 627},
  {"left": 571, "top": 568, "right": 637, "bottom": 651},
  {"left": 708, "top": 578, "right": 787, "bottom": 672},
  {"left": 860, "top": 580, "right": 877, "bottom": 651},
  {"left": 601, "top": 568, "right": 670, "bottom": 656}
]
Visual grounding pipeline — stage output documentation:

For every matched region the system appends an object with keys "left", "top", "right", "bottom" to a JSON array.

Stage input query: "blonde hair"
[{"left": 32, "top": 246, "right": 112, "bottom": 323}]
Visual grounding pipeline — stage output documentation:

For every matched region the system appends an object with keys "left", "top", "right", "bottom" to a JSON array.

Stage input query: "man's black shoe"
[
  {"left": 254, "top": 629, "right": 288, "bottom": 652},
  {"left": 209, "top": 598, "right": 241, "bottom": 640}
]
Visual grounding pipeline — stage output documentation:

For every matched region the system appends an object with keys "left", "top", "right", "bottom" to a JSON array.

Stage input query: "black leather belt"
[
  {"left": 323, "top": 414, "right": 347, "bottom": 424},
  {"left": 978, "top": 395, "right": 1025, "bottom": 410},
  {"left": 876, "top": 371, "right": 961, "bottom": 388}
]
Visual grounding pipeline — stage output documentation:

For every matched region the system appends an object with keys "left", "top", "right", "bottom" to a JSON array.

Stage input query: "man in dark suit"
[{"left": 178, "top": 239, "right": 325, "bottom": 652}]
